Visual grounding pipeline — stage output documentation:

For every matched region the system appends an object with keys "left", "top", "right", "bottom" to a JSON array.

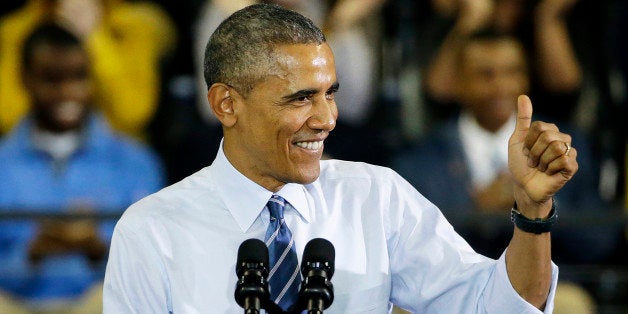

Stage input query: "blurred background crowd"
[{"left": 0, "top": 0, "right": 625, "bottom": 313}]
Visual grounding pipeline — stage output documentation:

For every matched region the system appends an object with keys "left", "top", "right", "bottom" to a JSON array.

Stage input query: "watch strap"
[{"left": 510, "top": 201, "right": 557, "bottom": 234}]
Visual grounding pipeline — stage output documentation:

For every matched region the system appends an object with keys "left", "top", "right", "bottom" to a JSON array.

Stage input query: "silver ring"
[{"left": 564, "top": 142, "right": 571, "bottom": 157}]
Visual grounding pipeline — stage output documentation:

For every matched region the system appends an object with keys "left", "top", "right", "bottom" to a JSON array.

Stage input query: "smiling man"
[
  {"left": 103, "top": 3, "right": 579, "bottom": 313},
  {"left": 0, "top": 23, "right": 164, "bottom": 312},
  {"left": 215, "top": 43, "right": 338, "bottom": 191}
]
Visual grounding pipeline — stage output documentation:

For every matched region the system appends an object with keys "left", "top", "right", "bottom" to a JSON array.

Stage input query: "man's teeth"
[{"left": 295, "top": 141, "right": 323, "bottom": 150}]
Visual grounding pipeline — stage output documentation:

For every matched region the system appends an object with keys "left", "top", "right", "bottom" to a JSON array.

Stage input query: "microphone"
[
  {"left": 298, "top": 238, "right": 335, "bottom": 314},
  {"left": 235, "top": 239, "right": 270, "bottom": 314}
]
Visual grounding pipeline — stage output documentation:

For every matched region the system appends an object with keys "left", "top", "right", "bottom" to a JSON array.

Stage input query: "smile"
[{"left": 295, "top": 140, "right": 323, "bottom": 150}]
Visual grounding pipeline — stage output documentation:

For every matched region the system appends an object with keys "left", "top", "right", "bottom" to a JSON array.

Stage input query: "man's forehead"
[
  {"left": 272, "top": 43, "right": 334, "bottom": 62},
  {"left": 256, "top": 43, "right": 328, "bottom": 70}
]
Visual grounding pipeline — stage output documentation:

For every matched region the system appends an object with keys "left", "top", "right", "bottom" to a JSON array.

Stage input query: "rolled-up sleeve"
[
  {"left": 388, "top": 171, "right": 558, "bottom": 313},
  {"left": 483, "top": 252, "right": 558, "bottom": 313}
]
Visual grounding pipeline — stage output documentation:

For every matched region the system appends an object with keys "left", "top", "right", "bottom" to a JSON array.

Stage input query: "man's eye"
[
  {"left": 325, "top": 90, "right": 336, "bottom": 100},
  {"left": 294, "top": 95, "right": 312, "bottom": 103}
]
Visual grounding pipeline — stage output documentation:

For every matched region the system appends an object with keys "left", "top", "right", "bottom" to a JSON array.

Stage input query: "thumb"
[{"left": 512, "top": 95, "right": 533, "bottom": 141}]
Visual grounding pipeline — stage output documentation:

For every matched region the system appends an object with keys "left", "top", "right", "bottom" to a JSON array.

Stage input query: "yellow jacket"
[{"left": 0, "top": 0, "right": 176, "bottom": 139}]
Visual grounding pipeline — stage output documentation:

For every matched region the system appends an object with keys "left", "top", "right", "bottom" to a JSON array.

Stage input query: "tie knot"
[{"left": 267, "top": 195, "right": 287, "bottom": 220}]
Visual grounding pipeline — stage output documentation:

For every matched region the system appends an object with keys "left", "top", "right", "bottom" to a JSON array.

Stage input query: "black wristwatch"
[{"left": 510, "top": 201, "right": 557, "bottom": 234}]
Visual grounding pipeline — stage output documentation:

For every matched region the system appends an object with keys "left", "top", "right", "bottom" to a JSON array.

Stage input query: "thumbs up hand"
[{"left": 508, "top": 95, "right": 579, "bottom": 217}]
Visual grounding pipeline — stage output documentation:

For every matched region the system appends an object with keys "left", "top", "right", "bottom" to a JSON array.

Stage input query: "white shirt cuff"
[{"left": 484, "top": 251, "right": 558, "bottom": 313}]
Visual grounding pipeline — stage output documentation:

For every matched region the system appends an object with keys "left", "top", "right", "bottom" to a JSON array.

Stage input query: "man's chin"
[
  {"left": 49, "top": 120, "right": 83, "bottom": 132},
  {"left": 291, "top": 166, "right": 321, "bottom": 185}
]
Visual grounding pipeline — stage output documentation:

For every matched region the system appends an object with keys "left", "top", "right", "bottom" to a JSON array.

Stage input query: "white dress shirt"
[
  {"left": 103, "top": 143, "right": 557, "bottom": 313},
  {"left": 458, "top": 111, "right": 515, "bottom": 189}
]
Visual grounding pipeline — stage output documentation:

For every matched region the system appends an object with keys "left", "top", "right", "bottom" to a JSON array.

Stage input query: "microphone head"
[
  {"left": 236, "top": 238, "right": 269, "bottom": 276},
  {"left": 302, "top": 238, "right": 335, "bottom": 277}
]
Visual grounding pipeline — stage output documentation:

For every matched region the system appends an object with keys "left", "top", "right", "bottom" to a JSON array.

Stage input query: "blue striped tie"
[{"left": 264, "top": 195, "right": 301, "bottom": 311}]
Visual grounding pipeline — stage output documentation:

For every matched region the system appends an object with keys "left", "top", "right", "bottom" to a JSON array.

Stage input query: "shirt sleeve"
[
  {"left": 103, "top": 215, "right": 172, "bottom": 314},
  {"left": 386, "top": 170, "right": 558, "bottom": 313},
  {"left": 483, "top": 252, "right": 558, "bottom": 313}
]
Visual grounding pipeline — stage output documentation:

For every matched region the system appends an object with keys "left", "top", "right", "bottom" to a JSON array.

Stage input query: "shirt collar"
[
  {"left": 458, "top": 110, "right": 515, "bottom": 187},
  {"left": 31, "top": 126, "right": 81, "bottom": 161},
  {"left": 210, "top": 140, "right": 311, "bottom": 232},
  {"left": 458, "top": 110, "right": 515, "bottom": 152},
  {"left": 11, "top": 114, "right": 112, "bottom": 157}
]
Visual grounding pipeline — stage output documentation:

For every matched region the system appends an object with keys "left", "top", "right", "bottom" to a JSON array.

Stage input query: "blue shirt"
[
  {"left": 0, "top": 115, "right": 164, "bottom": 304},
  {"left": 104, "top": 143, "right": 558, "bottom": 313}
]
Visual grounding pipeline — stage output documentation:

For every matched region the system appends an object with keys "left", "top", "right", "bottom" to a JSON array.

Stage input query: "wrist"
[
  {"left": 511, "top": 200, "right": 558, "bottom": 234},
  {"left": 513, "top": 188, "right": 553, "bottom": 218}
]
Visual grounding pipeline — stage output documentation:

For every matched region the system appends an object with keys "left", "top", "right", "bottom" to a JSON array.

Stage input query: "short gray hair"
[{"left": 203, "top": 3, "right": 326, "bottom": 96}]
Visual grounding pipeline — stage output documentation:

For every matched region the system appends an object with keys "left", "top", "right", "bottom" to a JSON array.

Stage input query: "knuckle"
[
  {"left": 530, "top": 121, "right": 543, "bottom": 131},
  {"left": 539, "top": 132, "right": 552, "bottom": 144}
]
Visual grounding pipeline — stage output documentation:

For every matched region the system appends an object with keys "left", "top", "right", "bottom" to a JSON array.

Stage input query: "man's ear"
[{"left": 207, "top": 83, "right": 237, "bottom": 127}]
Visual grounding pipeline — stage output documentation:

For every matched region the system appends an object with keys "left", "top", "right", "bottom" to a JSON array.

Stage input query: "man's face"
[
  {"left": 23, "top": 44, "right": 92, "bottom": 133},
  {"left": 224, "top": 43, "right": 338, "bottom": 191},
  {"left": 456, "top": 38, "right": 528, "bottom": 132}
]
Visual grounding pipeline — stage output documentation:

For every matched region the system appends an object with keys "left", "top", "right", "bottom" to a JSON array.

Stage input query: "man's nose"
[{"left": 308, "top": 98, "right": 337, "bottom": 132}]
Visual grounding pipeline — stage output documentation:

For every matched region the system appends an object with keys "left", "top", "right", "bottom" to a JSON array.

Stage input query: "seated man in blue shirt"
[
  {"left": 0, "top": 23, "right": 164, "bottom": 312},
  {"left": 104, "top": 4, "right": 579, "bottom": 313},
  {"left": 392, "top": 29, "right": 620, "bottom": 263}
]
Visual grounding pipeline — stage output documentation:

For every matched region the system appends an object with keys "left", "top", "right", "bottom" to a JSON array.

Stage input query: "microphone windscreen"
[
  {"left": 236, "top": 239, "right": 269, "bottom": 272},
  {"left": 303, "top": 238, "right": 335, "bottom": 276}
]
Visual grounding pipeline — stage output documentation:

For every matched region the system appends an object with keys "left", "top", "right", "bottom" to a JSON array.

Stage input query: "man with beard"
[
  {"left": 0, "top": 23, "right": 163, "bottom": 313},
  {"left": 393, "top": 30, "right": 618, "bottom": 263}
]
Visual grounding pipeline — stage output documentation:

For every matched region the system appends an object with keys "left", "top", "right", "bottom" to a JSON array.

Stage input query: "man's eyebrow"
[
  {"left": 281, "top": 82, "right": 340, "bottom": 100},
  {"left": 282, "top": 88, "right": 318, "bottom": 100},
  {"left": 328, "top": 82, "right": 339, "bottom": 92}
]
